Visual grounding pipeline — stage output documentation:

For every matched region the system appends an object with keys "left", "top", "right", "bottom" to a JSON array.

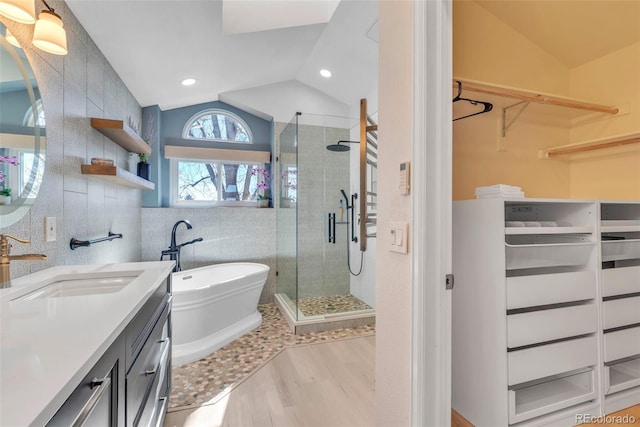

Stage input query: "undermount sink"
[{"left": 13, "top": 271, "right": 143, "bottom": 301}]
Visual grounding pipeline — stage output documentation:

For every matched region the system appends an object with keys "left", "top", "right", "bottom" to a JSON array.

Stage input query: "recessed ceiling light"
[
  {"left": 181, "top": 78, "right": 197, "bottom": 86},
  {"left": 320, "top": 69, "right": 332, "bottom": 78}
]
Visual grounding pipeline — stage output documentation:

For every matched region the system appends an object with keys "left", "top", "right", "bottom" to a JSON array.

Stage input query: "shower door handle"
[
  {"left": 351, "top": 194, "right": 358, "bottom": 243},
  {"left": 328, "top": 213, "right": 336, "bottom": 244}
]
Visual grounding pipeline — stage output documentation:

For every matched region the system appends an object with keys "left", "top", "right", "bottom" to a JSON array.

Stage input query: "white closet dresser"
[
  {"left": 453, "top": 199, "right": 601, "bottom": 426},
  {"left": 600, "top": 202, "right": 640, "bottom": 414}
]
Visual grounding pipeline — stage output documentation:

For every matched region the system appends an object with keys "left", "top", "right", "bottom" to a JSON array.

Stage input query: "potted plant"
[
  {"left": 137, "top": 151, "right": 150, "bottom": 180},
  {"left": 0, "top": 188, "right": 11, "bottom": 205},
  {"left": 251, "top": 168, "right": 271, "bottom": 207},
  {"left": 136, "top": 115, "right": 154, "bottom": 180}
]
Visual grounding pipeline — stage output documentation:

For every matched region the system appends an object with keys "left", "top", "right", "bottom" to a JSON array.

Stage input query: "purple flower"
[{"left": 0, "top": 155, "right": 19, "bottom": 165}]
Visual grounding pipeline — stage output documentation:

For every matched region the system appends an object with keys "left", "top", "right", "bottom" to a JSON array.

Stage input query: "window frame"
[
  {"left": 170, "top": 158, "right": 264, "bottom": 208},
  {"left": 182, "top": 109, "right": 254, "bottom": 144}
]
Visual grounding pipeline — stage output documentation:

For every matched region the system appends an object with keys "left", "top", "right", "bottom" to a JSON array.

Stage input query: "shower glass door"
[
  {"left": 275, "top": 116, "right": 298, "bottom": 315},
  {"left": 276, "top": 113, "right": 374, "bottom": 320}
]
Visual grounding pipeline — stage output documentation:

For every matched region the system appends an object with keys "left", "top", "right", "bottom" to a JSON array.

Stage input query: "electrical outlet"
[{"left": 45, "top": 217, "right": 56, "bottom": 242}]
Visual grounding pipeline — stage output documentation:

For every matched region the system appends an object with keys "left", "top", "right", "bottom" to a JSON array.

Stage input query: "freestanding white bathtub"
[{"left": 171, "top": 262, "right": 269, "bottom": 366}]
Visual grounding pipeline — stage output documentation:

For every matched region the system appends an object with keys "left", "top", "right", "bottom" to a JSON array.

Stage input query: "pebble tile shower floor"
[
  {"left": 169, "top": 303, "right": 375, "bottom": 411},
  {"left": 297, "top": 294, "right": 372, "bottom": 317}
]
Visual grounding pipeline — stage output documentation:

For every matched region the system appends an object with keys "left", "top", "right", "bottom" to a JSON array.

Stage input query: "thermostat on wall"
[{"left": 399, "top": 161, "right": 410, "bottom": 195}]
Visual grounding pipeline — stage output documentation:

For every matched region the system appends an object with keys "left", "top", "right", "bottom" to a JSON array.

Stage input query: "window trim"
[
  {"left": 182, "top": 109, "right": 254, "bottom": 143},
  {"left": 170, "top": 158, "right": 264, "bottom": 207}
]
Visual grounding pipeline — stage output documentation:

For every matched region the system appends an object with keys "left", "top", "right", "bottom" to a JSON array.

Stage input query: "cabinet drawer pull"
[
  {"left": 71, "top": 376, "right": 112, "bottom": 427},
  {"left": 145, "top": 368, "right": 157, "bottom": 376}
]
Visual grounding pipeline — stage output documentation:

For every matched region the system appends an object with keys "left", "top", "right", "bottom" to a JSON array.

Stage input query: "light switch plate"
[
  {"left": 389, "top": 221, "right": 408, "bottom": 254},
  {"left": 45, "top": 217, "right": 56, "bottom": 242}
]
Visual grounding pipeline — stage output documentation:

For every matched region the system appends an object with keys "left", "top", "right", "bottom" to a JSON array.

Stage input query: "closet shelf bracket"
[{"left": 502, "top": 100, "right": 531, "bottom": 137}]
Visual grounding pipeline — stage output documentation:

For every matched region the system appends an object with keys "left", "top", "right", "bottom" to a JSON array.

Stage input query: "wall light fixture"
[
  {"left": 0, "top": 0, "right": 67, "bottom": 55},
  {"left": 0, "top": 0, "right": 35, "bottom": 24}
]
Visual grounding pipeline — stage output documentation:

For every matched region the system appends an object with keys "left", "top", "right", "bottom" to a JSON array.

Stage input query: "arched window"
[
  {"left": 23, "top": 99, "right": 45, "bottom": 127},
  {"left": 183, "top": 109, "right": 252, "bottom": 143},
  {"left": 169, "top": 109, "right": 270, "bottom": 206}
]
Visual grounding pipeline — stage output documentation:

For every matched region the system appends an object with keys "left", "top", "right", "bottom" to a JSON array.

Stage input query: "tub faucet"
[
  {"left": 0, "top": 234, "right": 47, "bottom": 288},
  {"left": 162, "top": 220, "right": 202, "bottom": 272}
]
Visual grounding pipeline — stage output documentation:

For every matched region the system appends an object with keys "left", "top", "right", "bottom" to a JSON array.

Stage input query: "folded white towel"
[
  {"left": 476, "top": 190, "right": 524, "bottom": 196},
  {"left": 475, "top": 184, "right": 521, "bottom": 192},
  {"left": 476, "top": 191, "right": 525, "bottom": 199}
]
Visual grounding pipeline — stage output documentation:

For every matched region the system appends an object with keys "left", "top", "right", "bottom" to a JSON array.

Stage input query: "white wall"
[
  {"left": 220, "top": 80, "right": 350, "bottom": 123},
  {"left": 376, "top": 0, "right": 413, "bottom": 424}
]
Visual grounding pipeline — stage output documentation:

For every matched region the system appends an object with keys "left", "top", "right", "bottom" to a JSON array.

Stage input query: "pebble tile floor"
[
  {"left": 169, "top": 303, "right": 375, "bottom": 411},
  {"left": 297, "top": 294, "right": 373, "bottom": 317}
]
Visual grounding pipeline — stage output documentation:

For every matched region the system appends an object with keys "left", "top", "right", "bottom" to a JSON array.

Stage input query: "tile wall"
[
  {"left": 140, "top": 207, "right": 277, "bottom": 303},
  {"left": 2, "top": 0, "right": 143, "bottom": 281}
]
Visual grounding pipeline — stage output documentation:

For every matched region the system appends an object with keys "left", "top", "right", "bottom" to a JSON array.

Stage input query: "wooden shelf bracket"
[{"left": 502, "top": 100, "right": 531, "bottom": 137}]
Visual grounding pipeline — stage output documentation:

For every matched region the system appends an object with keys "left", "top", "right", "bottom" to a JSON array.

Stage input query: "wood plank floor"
[
  {"left": 166, "top": 335, "right": 640, "bottom": 426},
  {"left": 453, "top": 404, "right": 640, "bottom": 426},
  {"left": 164, "top": 336, "right": 375, "bottom": 427}
]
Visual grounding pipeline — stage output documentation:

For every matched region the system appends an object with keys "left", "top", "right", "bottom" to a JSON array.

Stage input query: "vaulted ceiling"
[
  {"left": 65, "top": 0, "right": 379, "bottom": 112},
  {"left": 474, "top": 0, "right": 640, "bottom": 69},
  {"left": 65, "top": 0, "right": 640, "bottom": 114}
]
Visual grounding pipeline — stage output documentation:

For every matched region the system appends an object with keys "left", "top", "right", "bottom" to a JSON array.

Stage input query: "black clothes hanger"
[{"left": 453, "top": 80, "right": 493, "bottom": 121}]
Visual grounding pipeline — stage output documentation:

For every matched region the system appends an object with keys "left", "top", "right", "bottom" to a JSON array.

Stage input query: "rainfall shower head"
[{"left": 326, "top": 140, "right": 359, "bottom": 152}]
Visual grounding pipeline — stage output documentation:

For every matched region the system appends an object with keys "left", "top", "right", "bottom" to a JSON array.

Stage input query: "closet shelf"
[
  {"left": 543, "top": 132, "right": 640, "bottom": 158},
  {"left": 81, "top": 165, "right": 155, "bottom": 190},
  {"left": 453, "top": 78, "right": 619, "bottom": 115},
  {"left": 505, "top": 226, "right": 594, "bottom": 235},
  {"left": 90, "top": 118, "right": 151, "bottom": 155}
]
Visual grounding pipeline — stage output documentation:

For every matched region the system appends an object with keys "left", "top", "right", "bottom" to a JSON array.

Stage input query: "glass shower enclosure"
[{"left": 276, "top": 113, "right": 374, "bottom": 322}]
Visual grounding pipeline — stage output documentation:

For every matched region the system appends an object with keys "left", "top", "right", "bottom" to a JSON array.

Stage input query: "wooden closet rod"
[
  {"left": 545, "top": 133, "right": 640, "bottom": 157},
  {"left": 454, "top": 78, "right": 619, "bottom": 115}
]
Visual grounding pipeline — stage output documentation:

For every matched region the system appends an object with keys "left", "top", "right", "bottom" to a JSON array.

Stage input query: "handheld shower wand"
[{"left": 340, "top": 189, "right": 350, "bottom": 208}]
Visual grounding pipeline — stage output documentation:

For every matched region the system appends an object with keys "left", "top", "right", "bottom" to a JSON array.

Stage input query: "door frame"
[{"left": 411, "top": 0, "right": 453, "bottom": 425}]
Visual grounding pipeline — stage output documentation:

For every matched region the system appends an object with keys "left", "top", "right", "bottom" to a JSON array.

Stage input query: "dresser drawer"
[
  {"left": 603, "top": 296, "right": 640, "bottom": 330},
  {"left": 507, "top": 304, "right": 597, "bottom": 348},
  {"left": 602, "top": 266, "right": 640, "bottom": 297},
  {"left": 506, "top": 271, "right": 596, "bottom": 310},
  {"left": 508, "top": 336, "right": 597, "bottom": 386},
  {"left": 604, "top": 326, "right": 640, "bottom": 363}
]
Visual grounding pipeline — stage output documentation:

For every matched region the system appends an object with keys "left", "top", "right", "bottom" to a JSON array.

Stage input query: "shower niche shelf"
[
  {"left": 90, "top": 118, "right": 151, "bottom": 155},
  {"left": 81, "top": 165, "right": 155, "bottom": 190}
]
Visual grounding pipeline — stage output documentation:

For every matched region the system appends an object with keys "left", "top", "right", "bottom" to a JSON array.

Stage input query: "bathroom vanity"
[{"left": 0, "top": 261, "right": 174, "bottom": 426}]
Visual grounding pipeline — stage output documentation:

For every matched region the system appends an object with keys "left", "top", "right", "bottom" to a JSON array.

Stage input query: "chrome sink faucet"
[{"left": 0, "top": 234, "right": 47, "bottom": 288}]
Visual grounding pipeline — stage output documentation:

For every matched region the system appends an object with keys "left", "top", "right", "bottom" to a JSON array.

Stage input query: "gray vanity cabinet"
[
  {"left": 46, "top": 336, "right": 125, "bottom": 427},
  {"left": 126, "top": 283, "right": 171, "bottom": 427},
  {"left": 46, "top": 277, "right": 171, "bottom": 427}
]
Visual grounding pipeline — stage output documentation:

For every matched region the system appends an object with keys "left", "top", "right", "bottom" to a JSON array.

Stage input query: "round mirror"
[{"left": 0, "top": 22, "right": 45, "bottom": 228}]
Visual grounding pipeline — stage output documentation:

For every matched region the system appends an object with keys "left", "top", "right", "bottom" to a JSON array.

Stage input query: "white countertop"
[{"left": 0, "top": 261, "right": 175, "bottom": 427}]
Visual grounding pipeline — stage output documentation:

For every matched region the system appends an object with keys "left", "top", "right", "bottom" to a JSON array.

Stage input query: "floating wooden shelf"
[
  {"left": 543, "top": 132, "right": 640, "bottom": 158},
  {"left": 90, "top": 118, "right": 151, "bottom": 155},
  {"left": 81, "top": 165, "right": 155, "bottom": 190}
]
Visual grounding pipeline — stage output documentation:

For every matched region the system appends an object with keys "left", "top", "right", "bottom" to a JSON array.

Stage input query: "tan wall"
[
  {"left": 453, "top": 1, "right": 572, "bottom": 200},
  {"left": 376, "top": 0, "right": 413, "bottom": 425},
  {"left": 568, "top": 42, "right": 640, "bottom": 200}
]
